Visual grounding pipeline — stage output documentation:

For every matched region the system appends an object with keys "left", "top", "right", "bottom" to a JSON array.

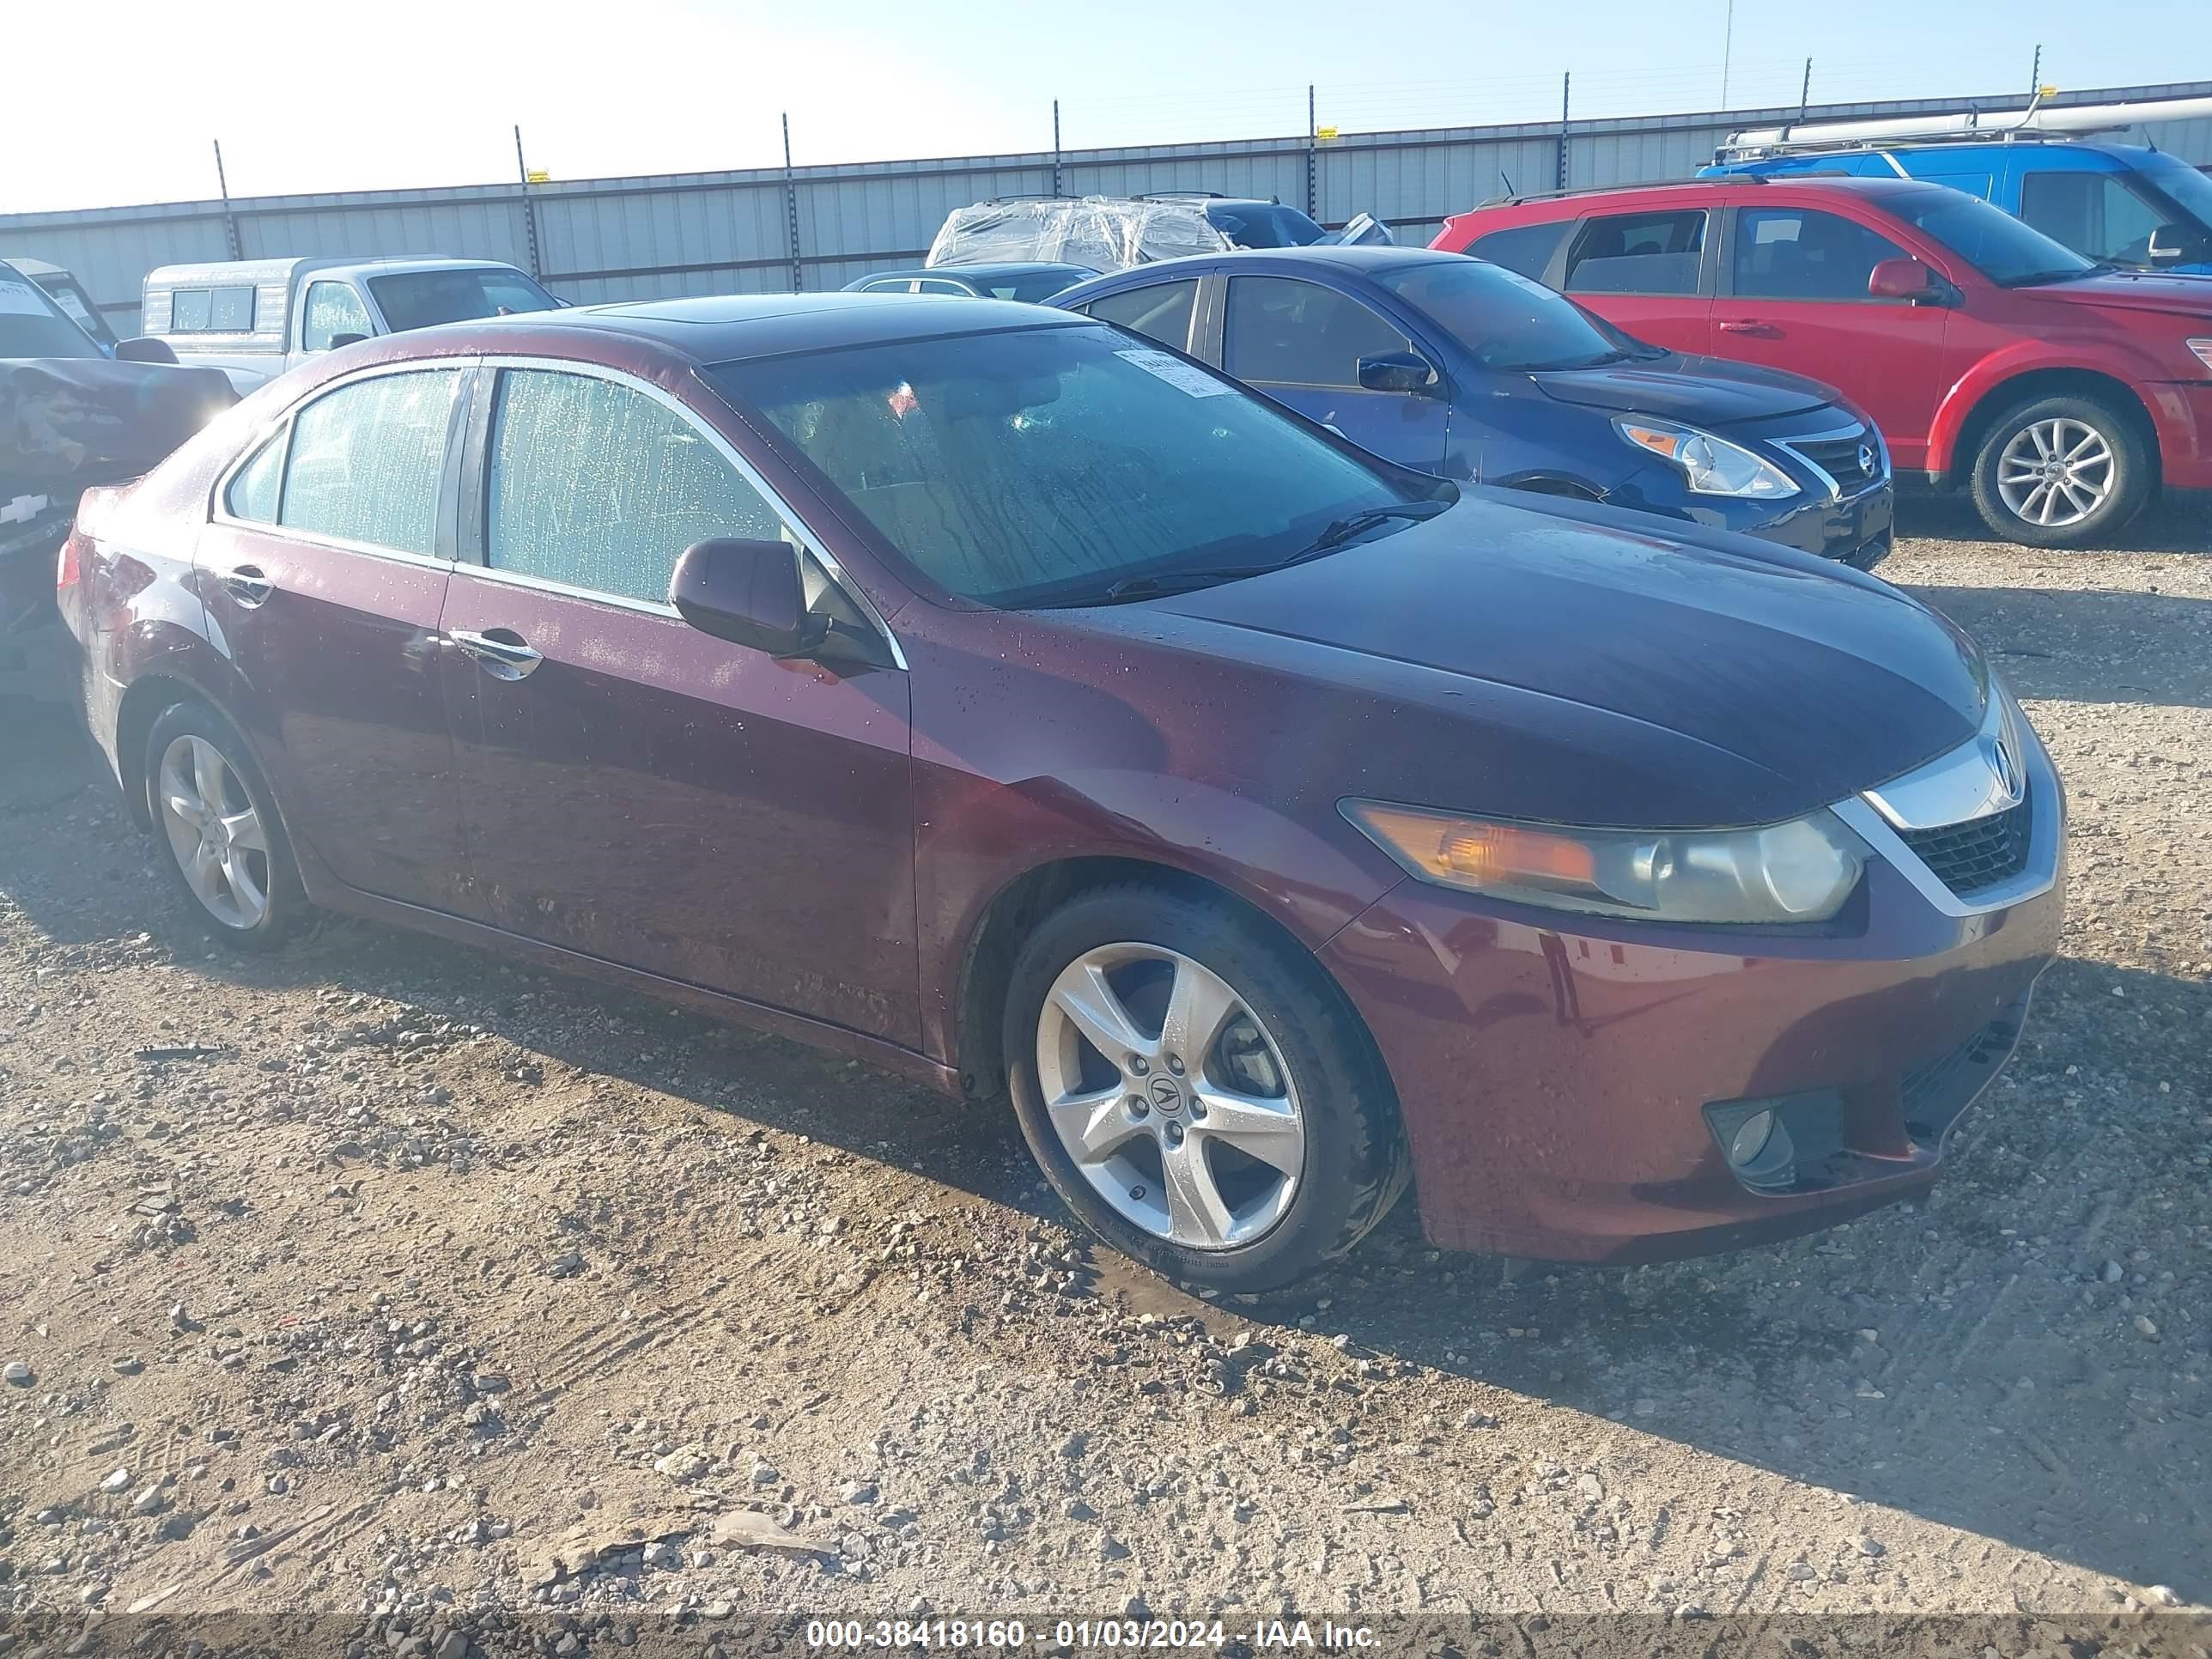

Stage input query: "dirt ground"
[{"left": 1, "top": 499, "right": 2208, "bottom": 1651}]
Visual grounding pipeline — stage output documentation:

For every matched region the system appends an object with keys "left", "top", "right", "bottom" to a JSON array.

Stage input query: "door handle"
[
  {"left": 219, "top": 565, "right": 274, "bottom": 607},
  {"left": 451, "top": 628, "right": 543, "bottom": 682},
  {"left": 1718, "top": 319, "right": 1780, "bottom": 337}
]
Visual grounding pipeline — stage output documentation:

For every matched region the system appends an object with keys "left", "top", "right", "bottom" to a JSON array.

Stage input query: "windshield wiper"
[
  {"left": 2002, "top": 261, "right": 2112, "bottom": 287},
  {"left": 1297, "top": 500, "right": 1451, "bottom": 556},
  {"left": 1055, "top": 501, "right": 1450, "bottom": 608},
  {"left": 1091, "top": 565, "right": 1283, "bottom": 604}
]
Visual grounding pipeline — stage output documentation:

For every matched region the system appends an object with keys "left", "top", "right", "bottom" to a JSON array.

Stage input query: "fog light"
[
  {"left": 1718, "top": 1105, "right": 1797, "bottom": 1189},
  {"left": 1729, "top": 1109, "right": 1775, "bottom": 1167}
]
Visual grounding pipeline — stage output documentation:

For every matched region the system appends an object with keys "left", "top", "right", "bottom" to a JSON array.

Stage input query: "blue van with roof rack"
[{"left": 1702, "top": 88, "right": 2212, "bottom": 276}]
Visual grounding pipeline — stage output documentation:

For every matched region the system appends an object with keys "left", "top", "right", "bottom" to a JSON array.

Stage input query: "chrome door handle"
[
  {"left": 451, "top": 628, "right": 543, "bottom": 681},
  {"left": 220, "top": 565, "right": 274, "bottom": 607},
  {"left": 1718, "top": 319, "right": 1779, "bottom": 337}
]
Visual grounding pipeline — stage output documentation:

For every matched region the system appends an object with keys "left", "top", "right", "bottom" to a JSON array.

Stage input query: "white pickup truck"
[{"left": 141, "top": 256, "right": 560, "bottom": 392}]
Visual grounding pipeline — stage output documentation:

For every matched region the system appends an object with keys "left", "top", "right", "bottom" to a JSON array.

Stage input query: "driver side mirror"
[
  {"left": 112, "top": 336, "right": 179, "bottom": 365},
  {"left": 2147, "top": 222, "right": 2199, "bottom": 264},
  {"left": 1868, "top": 257, "right": 1943, "bottom": 303},
  {"left": 1357, "top": 349, "right": 1441, "bottom": 394},
  {"left": 326, "top": 331, "right": 368, "bottom": 350},
  {"left": 671, "top": 538, "right": 825, "bottom": 659}
]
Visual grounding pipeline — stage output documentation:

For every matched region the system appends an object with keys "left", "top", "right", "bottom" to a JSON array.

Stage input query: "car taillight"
[{"left": 57, "top": 531, "right": 81, "bottom": 592}]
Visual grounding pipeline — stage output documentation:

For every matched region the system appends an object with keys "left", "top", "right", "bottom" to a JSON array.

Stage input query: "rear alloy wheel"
[
  {"left": 1969, "top": 394, "right": 2150, "bottom": 547},
  {"left": 1004, "top": 884, "right": 1408, "bottom": 1291},
  {"left": 144, "top": 702, "right": 304, "bottom": 950}
]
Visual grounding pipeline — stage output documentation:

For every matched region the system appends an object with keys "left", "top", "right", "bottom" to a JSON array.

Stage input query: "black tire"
[
  {"left": 1002, "top": 882, "right": 1409, "bottom": 1292},
  {"left": 143, "top": 700, "right": 306, "bottom": 951},
  {"left": 1967, "top": 392, "right": 2152, "bottom": 548}
]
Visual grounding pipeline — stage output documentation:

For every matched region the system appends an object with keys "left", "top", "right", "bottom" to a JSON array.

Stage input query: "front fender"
[{"left": 1924, "top": 342, "right": 2164, "bottom": 476}]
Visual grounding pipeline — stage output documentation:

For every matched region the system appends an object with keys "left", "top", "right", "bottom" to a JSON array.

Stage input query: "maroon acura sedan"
[{"left": 59, "top": 295, "right": 2063, "bottom": 1290}]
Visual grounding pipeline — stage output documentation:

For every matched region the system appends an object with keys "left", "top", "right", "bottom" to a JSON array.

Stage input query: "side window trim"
[
  {"left": 206, "top": 361, "right": 477, "bottom": 567},
  {"left": 462, "top": 354, "right": 907, "bottom": 666}
]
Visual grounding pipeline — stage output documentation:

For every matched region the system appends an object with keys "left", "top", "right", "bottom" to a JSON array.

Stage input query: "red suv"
[{"left": 1435, "top": 177, "right": 2212, "bottom": 546}]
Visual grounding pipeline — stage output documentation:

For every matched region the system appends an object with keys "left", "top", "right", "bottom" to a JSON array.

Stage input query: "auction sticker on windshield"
[
  {"left": 1116, "top": 348, "right": 1231, "bottom": 397},
  {"left": 1, "top": 279, "right": 50, "bottom": 315}
]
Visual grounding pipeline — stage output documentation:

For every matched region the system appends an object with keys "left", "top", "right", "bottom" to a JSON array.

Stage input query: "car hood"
[
  {"left": 1528, "top": 356, "right": 1837, "bottom": 425},
  {"left": 2030, "top": 268, "right": 2212, "bottom": 319},
  {"left": 1115, "top": 495, "right": 1984, "bottom": 827}
]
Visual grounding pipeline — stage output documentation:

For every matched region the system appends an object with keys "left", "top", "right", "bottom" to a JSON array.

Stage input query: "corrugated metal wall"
[{"left": 6, "top": 81, "right": 2209, "bottom": 330}]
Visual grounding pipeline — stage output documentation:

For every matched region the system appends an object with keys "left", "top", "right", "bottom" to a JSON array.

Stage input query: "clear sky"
[{"left": 7, "top": 0, "right": 2207, "bottom": 213}]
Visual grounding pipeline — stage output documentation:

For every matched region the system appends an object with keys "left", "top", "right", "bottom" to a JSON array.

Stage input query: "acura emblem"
[
  {"left": 1856, "top": 442, "right": 1877, "bottom": 477},
  {"left": 1990, "top": 737, "right": 2021, "bottom": 803},
  {"left": 1148, "top": 1074, "right": 1183, "bottom": 1114}
]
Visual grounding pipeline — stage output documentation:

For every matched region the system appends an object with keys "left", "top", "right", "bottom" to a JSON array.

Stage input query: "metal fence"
[{"left": 7, "top": 80, "right": 2210, "bottom": 331}]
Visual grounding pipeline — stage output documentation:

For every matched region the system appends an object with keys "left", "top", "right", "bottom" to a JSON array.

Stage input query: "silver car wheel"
[
  {"left": 156, "top": 734, "right": 271, "bottom": 930},
  {"left": 1996, "top": 417, "right": 2114, "bottom": 529},
  {"left": 1035, "top": 942, "right": 1305, "bottom": 1250}
]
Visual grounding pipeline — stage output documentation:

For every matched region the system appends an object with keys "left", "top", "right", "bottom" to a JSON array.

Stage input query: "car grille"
[
  {"left": 1900, "top": 1006, "right": 2026, "bottom": 1139},
  {"left": 1785, "top": 429, "right": 1881, "bottom": 491},
  {"left": 1896, "top": 798, "right": 2033, "bottom": 897}
]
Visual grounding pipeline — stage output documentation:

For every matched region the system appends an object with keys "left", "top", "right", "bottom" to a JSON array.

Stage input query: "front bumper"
[
  {"left": 1700, "top": 478, "right": 1894, "bottom": 569},
  {"left": 1320, "top": 720, "right": 2064, "bottom": 1264}
]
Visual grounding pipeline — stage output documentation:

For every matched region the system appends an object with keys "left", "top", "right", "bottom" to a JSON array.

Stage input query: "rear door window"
[
  {"left": 1563, "top": 211, "right": 1707, "bottom": 295},
  {"left": 1085, "top": 280, "right": 1200, "bottom": 351},
  {"left": 1730, "top": 208, "right": 1908, "bottom": 301},
  {"left": 483, "top": 368, "right": 782, "bottom": 605},
  {"left": 1223, "top": 276, "right": 1408, "bottom": 388},
  {"left": 278, "top": 369, "right": 462, "bottom": 556},
  {"left": 1468, "top": 222, "right": 1572, "bottom": 282}
]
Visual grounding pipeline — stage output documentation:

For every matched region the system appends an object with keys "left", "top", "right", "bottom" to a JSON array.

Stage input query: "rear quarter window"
[
  {"left": 1563, "top": 211, "right": 1707, "bottom": 296},
  {"left": 1468, "top": 222, "right": 1571, "bottom": 282}
]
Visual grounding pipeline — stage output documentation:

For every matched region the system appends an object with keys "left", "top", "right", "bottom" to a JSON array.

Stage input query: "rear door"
[
  {"left": 197, "top": 364, "right": 475, "bottom": 909},
  {"left": 1557, "top": 205, "right": 1717, "bottom": 350},
  {"left": 1218, "top": 274, "right": 1448, "bottom": 471},
  {"left": 1714, "top": 202, "right": 1954, "bottom": 466},
  {"left": 436, "top": 361, "right": 921, "bottom": 1043}
]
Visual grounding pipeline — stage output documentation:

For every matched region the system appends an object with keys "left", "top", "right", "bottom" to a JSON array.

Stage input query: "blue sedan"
[{"left": 1051, "top": 246, "right": 1894, "bottom": 567}]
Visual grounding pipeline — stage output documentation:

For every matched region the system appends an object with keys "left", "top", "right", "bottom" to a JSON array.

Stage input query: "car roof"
[
  {"left": 1054, "top": 244, "right": 1462, "bottom": 297},
  {"left": 860, "top": 263, "right": 1096, "bottom": 282},
  {"left": 446, "top": 291, "right": 1085, "bottom": 362}
]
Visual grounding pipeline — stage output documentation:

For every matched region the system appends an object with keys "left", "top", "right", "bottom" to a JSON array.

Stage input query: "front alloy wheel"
[
  {"left": 1003, "top": 884, "right": 1408, "bottom": 1291},
  {"left": 1036, "top": 943, "right": 1306, "bottom": 1249},
  {"left": 1970, "top": 393, "right": 2150, "bottom": 547}
]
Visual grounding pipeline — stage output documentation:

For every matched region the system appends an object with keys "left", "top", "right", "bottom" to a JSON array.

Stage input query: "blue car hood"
[{"left": 1529, "top": 356, "right": 1837, "bottom": 426}]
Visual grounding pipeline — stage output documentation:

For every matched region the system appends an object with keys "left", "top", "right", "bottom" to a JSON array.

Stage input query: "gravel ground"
[{"left": 0, "top": 500, "right": 2208, "bottom": 1652}]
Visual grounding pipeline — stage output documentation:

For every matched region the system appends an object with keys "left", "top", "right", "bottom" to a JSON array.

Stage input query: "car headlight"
[
  {"left": 1343, "top": 800, "right": 1866, "bottom": 924},
  {"left": 1615, "top": 417, "right": 1798, "bottom": 499},
  {"left": 2187, "top": 337, "right": 2212, "bottom": 374}
]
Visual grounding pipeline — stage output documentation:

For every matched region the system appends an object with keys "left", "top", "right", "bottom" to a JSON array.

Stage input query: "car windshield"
[
  {"left": 2136, "top": 152, "right": 2212, "bottom": 234},
  {"left": 710, "top": 323, "right": 1431, "bottom": 609},
  {"left": 1886, "top": 191, "right": 2100, "bottom": 286},
  {"left": 366, "top": 268, "right": 559, "bottom": 331},
  {"left": 1380, "top": 258, "right": 1643, "bottom": 370},
  {"left": 1208, "top": 204, "right": 1327, "bottom": 249},
  {"left": 0, "top": 268, "right": 104, "bottom": 359}
]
